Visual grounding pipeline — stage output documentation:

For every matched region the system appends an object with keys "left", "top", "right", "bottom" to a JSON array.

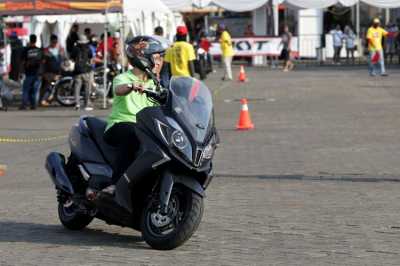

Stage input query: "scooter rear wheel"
[{"left": 58, "top": 192, "right": 93, "bottom": 230}]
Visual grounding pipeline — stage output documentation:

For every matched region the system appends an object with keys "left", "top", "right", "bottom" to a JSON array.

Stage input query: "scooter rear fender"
[{"left": 45, "top": 152, "right": 74, "bottom": 194}]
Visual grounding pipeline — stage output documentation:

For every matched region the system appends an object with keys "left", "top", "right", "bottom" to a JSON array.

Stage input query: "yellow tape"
[{"left": 0, "top": 135, "right": 67, "bottom": 143}]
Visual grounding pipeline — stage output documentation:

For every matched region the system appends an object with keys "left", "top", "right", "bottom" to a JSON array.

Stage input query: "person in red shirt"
[
  {"left": 199, "top": 32, "right": 213, "bottom": 72},
  {"left": 199, "top": 33, "right": 211, "bottom": 52},
  {"left": 94, "top": 33, "right": 114, "bottom": 65}
]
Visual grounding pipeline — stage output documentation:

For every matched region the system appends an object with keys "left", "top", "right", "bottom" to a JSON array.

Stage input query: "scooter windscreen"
[{"left": 169, "top": 77, "right": 213, "bottom": 144}]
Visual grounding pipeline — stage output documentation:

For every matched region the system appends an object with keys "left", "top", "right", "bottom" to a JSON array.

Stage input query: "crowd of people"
[
  {"left": 1, "top": 17, "right": 399, "bottom": 111},
  {"left": 0, "top": 24, "right": 122, "bottom": 111},
  {"left": 330, "top": 18, "right": 400, "bottom": 69},
  {"left": 0, "top": 22, "right": 236, "bottom": 111}
]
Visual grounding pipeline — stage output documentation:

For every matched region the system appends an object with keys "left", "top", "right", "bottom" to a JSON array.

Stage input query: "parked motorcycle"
[
  {"left": 0, "top": 80, "right": 13, "bottom": 111},
  {"left": 91, "top": 63, "right": 122, "bottom": 99},
  {"left": 52, "top": 64, "right": 121, "bottom": 107},
  {"left": 45, "top": 73, "right": 218, "bottom": 250}
]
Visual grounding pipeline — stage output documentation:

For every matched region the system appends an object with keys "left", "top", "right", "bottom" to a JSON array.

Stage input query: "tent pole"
[
  {"left": 356, "top": 1, "right": 361, "bottom": 63},
  {"left": 119, "top": 12, "right": 126, "bottom": 71},
  {"left": 2, "top": 19, "right": 8, "bottom": 76},
  {"left": 103, "top": 12, "right": 108, "bottom": 109},
  {"left": 204, "top": 14, "right": 209, "bottom": 34},
  {"left": 273, "top": 2, "right": 279, "bottom": 36},
  {"left": 385, "top": 8, "right": 390, "bottom": 25}
]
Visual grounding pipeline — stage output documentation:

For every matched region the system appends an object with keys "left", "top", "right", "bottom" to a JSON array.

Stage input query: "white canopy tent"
[
  {"left": 30, "top": 0, "right": 182, "bottom": 109},
  {"left": 32, "top": 0, "right": 183, "bottom": 48},
  {"left": 123, "top": 0, "right": 183, "bottom": 40},
  {"left": 162, "top": 0, "right": 400, "bottom": 11},
  {"left": 32, "top": 13, "right": 117, "bottom": 48}
]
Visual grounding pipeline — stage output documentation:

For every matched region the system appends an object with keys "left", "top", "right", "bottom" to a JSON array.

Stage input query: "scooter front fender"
[{"left": 159, "top": 171, "right": 205, "bottom": 214}]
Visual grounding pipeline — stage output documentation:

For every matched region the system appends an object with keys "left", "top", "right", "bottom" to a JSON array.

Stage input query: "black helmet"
[{"left": 126, "top": 35, "right": 168, "bottom": 72}]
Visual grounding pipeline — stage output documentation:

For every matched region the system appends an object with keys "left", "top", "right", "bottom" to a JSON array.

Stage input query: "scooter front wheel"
[
  {"left": 141, "top": 186, "right": 204, "bottom": 250},
  {"left": 57, "top": 192, "right": 93, "bottom": 230}
]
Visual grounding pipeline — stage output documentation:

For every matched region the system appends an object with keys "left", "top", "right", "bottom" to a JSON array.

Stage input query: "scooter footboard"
[{"left": 45, "top": 152, "right": 74, "bottom": 194}]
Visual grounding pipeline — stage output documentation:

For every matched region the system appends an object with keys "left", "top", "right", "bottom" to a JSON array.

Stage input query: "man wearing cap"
[
  {"left": 164, "top": 26, "right": 196, "bottom": 78},
  {"left": 367, "top": 18, "right": 389, "bottom": 76},
  {"left": 70, "top": 34, "right": 93, "bottom": 111}
]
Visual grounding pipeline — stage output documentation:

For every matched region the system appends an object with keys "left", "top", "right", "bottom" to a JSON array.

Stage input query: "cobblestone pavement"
[{"left": 1, "top": 67, "right": 400, "bottom": 265}]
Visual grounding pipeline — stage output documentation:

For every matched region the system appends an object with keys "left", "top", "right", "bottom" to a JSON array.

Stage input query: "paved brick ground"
[{"left": 1, "top": 66, "right": 400, "bottom": 265}]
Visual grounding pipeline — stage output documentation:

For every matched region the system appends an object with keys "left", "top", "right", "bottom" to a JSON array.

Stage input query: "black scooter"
[{"left": 45, "top": 71, "right": 218, "bottom": 250}]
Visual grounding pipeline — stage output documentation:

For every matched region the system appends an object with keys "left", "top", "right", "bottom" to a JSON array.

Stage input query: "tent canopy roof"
[
  {"left": 124, "top": 0, "right": 170, "bottom": 13},
  {"left": 162, "top": 0, "right": 400, "bottom": 11},
  {"left": 0, "top": 0, "right": 122, "bottom": 16},
  {"left": 32, "top": 0, "right": 173, "bottom": 24}
]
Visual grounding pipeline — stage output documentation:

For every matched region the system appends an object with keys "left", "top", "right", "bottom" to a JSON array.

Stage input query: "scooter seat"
[{"left": 85, "top": 117, "right": 119, "bottom": 170}]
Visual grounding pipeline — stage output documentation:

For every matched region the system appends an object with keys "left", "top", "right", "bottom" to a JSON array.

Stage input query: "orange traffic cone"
[
  {"left": 236, "top": 98, "right": 254, "bottom": 130},
  {"left": 0, "top": 164, "right": 7, "bottom": 177},
  {"left": 238, "top": 65, "right": 247, "bottom": 82}
]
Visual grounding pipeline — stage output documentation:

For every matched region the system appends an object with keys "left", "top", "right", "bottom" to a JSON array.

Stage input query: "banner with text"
[{"left": 209, "top": 37, "right": 299, "bottom": 58}]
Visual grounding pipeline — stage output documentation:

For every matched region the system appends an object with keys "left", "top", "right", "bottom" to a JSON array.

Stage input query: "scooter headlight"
[{"left": 171, "top": 130, "right": 188, "bottom": 150}]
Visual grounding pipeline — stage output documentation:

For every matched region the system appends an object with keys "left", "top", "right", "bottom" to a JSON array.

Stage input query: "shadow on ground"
[
  {"left": 214, "top": 173, "right": 400, "bottom": 182},
  {"left": 0, "top": 221, "right": 148, "bottom": 249}
]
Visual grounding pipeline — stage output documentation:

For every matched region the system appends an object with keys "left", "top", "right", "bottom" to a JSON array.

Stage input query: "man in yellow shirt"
[
  {"left": 218, "top": 24, "right": 234, "bottom": 81},
  {"left": 367, "top": 18, "right": 389, "bottom": 76},
  {"left": 164, "top": 26, "right": 195, "bottom": 77}
]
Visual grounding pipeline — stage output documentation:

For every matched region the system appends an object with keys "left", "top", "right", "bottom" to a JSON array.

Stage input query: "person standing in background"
[
  {"left": 154, "top": 26, "right": 171, "bottom": 88},
  {"left": 218, "top": 24, "right": 234, "bottom": 81},
  {"left": 20, "top": 34, "right": 42, "bottom": 110},
  {"left": 84, "top": 28, "right": 92, "bottom": 42},
  {"left": 40, "top": 34, "right": 65, "bottom": 106},
  {"left": 385, "top": 22, "right": 398, "bottom": 65},
  {"left": 199, "top": 32, "right": 213, "bottom": 73},
  {"left": 164, "top": 26, "right": 196, "bottom": 78},
  {"left": 66, "top": 24, "right": 79, "bottom": 56},
  {"left": 367, "top": 18, "right": 388, "bottom": 76},
  {"left": 331, "top": 25, "right": 344, "bottom": 64},
  {"left": 70, "top": 35, "right": 93, "bottom": 111},
  {"left": 281, "top": 25, "right": 294, "bottom": 72},
  {"left": 244, "top": 24, "right": 254, "bottom": 66},
  {"left": 244, "top": 24, "right": 255, "bottom": 37},
  {"left": 344, "top": 25, "right": 356, "bottom": 64},
  {"left": 9, "top": 31, "right": 23, "bottom": 81}
]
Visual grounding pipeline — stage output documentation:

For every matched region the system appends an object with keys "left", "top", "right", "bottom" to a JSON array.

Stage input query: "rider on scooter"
[{"left": 102, "top": 36, "right": 167, "bottom": 194}]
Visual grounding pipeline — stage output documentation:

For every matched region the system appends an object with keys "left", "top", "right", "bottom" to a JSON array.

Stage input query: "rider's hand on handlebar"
[{"left": 130, "top": 83, "right": 145, "bottom": 94}]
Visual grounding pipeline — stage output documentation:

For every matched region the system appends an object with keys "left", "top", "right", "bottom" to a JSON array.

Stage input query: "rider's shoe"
[{"left": 101, "top": 185, "right": 116, "bottom": 195}]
